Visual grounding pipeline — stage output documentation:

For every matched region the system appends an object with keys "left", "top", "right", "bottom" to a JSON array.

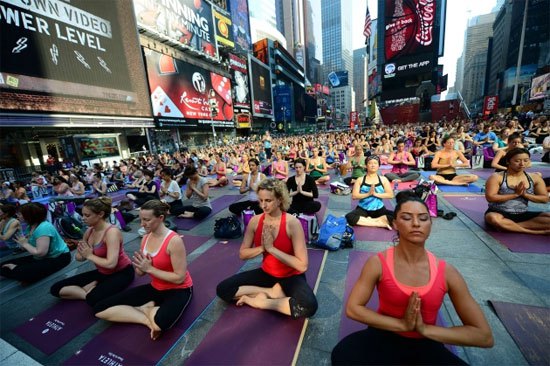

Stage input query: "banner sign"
[
  {"left": 350, "top": 111, "right": 358, "bottom": 129},
  {"left": 228, "top": 0, "right": 251, "bottom": 55},
  {"left": 383, "top": 53, "right": 432, "bottom": 79},
  {"left": 530, "top": 73, "right": 549, "bottom": 100},
  {"left": 384, "top": 0, "right": 435, "bottom": 62},
  {"left": 482, "top": 96, "right": 498, "bottom": 116},
  {"left": 0, "top": 0, "right": 151, "bottom": 117},
  {"left": 249, "top": 55, "right": 273, "bottom": 118},
  {"left": 229, "top": 53, "right": 250, "bottom": 110},
  {"left": 133, "top": 0, "right": 217, "bottom": 58},
  {"left": 213, "top": 7, "right": 234, "bottom": 48},
  {"left": 143, "top": 48, "right": 233, "bottom": 127}
]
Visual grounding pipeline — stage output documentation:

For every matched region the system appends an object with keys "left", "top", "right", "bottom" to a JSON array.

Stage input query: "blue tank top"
[{"left": 358, "top": 175, "right": 385, "bottom": 211}]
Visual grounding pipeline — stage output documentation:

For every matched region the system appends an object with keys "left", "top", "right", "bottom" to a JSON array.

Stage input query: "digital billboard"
[
  {"left": 530, "top": 73, "right": 549, "bottom": 100},
  {"left": 228, "top": 0, "right": 251, "bottom": 55},
  {"left": 229, "top": 53, "right": 250, "bottom": 111},
  {"left": 143, "top": 48, "right": 234, "bottom": 128},
  {"left": 213, "top": 7, "right": 234, "bottom": 48},
  {"left": 384, "top": 0, "right": 436, "bottom": 62},
  {"left": 249, "top": 55, "right": 273, "bottom": 118},
  {"left": 133, "top": 0, "right": 217, "bottom": 58},
  {"left": 0, "top": 0, "right": 151, "bottom": 117}
]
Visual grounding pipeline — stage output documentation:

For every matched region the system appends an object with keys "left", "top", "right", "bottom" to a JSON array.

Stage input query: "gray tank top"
[{"left": 488, "top": 171, "right": 535, "bottom": 214}]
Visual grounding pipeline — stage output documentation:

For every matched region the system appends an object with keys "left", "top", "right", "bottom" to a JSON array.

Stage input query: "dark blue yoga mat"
[
  {"left": 13, "top": 235, "right": 211, "bottom": 355},
  {"left": 419, "top": 172, "right": 484, "bottom": 192},
  {"left": 64, "top": 241, "right": 244, "bottom": 365},
  {"left": 175, "top": 194, "right": 242, "bottom": 230},
  {"left": 185, "top": 249, "right": 327, "bottom": 366}
]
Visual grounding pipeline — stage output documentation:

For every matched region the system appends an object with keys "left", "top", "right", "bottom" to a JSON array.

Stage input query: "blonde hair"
[
  {"left": 83, "top": 196, "right": 113, "bottom": 219},
  {"left": 256, "top": 177, "right": 291, "bottom": 211}
]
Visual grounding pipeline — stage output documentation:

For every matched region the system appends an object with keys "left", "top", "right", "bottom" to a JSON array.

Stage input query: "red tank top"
[
  {"left": 89, "top": 225, "right": 132, "bottom": 275},
  {"left": 377, "top": 247, "right": 447, "bottom": 338},
  {"left": 141, "top": 230, "right": 193, "bottom": 291},
  {"left": 254, "top": 213, "right": 301, "bottom": 278}
]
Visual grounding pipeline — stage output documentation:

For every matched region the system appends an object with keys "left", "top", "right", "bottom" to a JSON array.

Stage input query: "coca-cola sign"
[
  {"left": 384, "top": 0, "right": 435, "bottom": 62},
  {"left": 483, "top": 96, "right": 499, "bottom": 116}
]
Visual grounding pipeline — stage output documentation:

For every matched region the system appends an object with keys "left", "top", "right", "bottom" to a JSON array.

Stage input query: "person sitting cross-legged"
[
  {"left": 286, "top": 158, "right": 321, "bottom": 215},
  {"left": 177, "top": 166, "right": 212, "bottom": 220},
  {"left": 384, "top": 140, "right": 420, "bottom": 184},
  {"left": 429, "top": 136, "right": 478, "bottom": 186}
]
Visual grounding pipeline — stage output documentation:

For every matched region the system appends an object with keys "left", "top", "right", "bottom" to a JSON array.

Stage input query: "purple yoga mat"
[
  {"left": 185, "top": 249, "right": 327, "bottom": 366},
  {"left": 175, "top": 194, "right": 242, "bottom": 230},
  {"left": 317, "top": 195, "right": 329, "bottom": 219},
  {"left": 14, "top": 234, "right": 211, "bottom": 356},
  {"left": 445, "top": 195, "right": 550, "bottom": 254},
  {"left": 64, "top": 241, "right": 244, "bottom": 365},
  {"left": 489, "top": 301, "right": 550, "bottom": 366}
]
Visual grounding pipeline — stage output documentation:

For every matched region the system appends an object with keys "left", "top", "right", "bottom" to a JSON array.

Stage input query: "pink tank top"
[
  {"left": 90, "top": 225, "right": 132, "bottom": 275},
  {"left": 141, "top": 230, "right": 193, "bottom": 290},
  {"left": 377, "top": 247, "right": 447, "bottom": 338}
]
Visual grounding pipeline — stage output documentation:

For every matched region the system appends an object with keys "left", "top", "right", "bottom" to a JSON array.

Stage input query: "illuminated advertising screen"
[
  {"left": 384, "top": 0, "right": 436, "bottom": 62},
  {"left": 214, "top": 7, "right": 234, "bottom": 48},
  {"left": 382, "top": 53, "right": 432, "bottom": 79},
  {"left": 76, "top": 136, "right": 120, "bottom": 159},
  {"left": 133, "top": 0, "right": 217, "bottom": 58},
  {"left": 229, "top": 53, "right": 250, "bottom": 110},
  {"left": 228, "top": 0, "right": 251, "bottom": 55},
  {"left": 143, "top": 48, "right": 234, "bottom": 128},
  {"left": 249, "top": 55, "right": 273, "bottom": 118},
  {"left": 0, "top": 0, "right": 151, "bottom": 117},
  {"left": 530, "top": 73, "right": 549, "bottom": 100}
]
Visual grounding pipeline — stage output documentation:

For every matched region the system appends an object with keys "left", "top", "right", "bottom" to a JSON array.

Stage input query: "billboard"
[
  {"left": 213, "top": 7, "right": 234, "bottom": 48},
  {"left": 384, "top": 0, "right": 436, "bottom": 62},
  {"left": 0, "top": 0, "right": 151, "bottom": 117},
  {"left": 228, "top": 0, "right": 252, "bottom": 55},
  {"left": 249, "top": 55, "right": 273, "bottom": 118},
  {"left": 133, "top": 0, "right": 217, "bottom": 58},
  {"left": 229, "top": 53, "right": 250, "bottom": 110},
  {"left": 274, "top": 85, "right": 292, "bottom": 122},
  {"left": 328, "top": 71, "right": 349, "bottom": 87},
  {"left": 530, "top": 73, "right": 550, "bottom": 100},
  {"left": 483, "top": 96, "right": 498, "bottom": 116},
  {"left": 383, "top": 53, "right": 432, "bottom": 79},
  {"left": 143, "top": 48, "right": 233, "bottom": 127}
]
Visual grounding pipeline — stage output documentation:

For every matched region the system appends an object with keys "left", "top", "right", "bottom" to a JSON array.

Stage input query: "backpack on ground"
[
  {"left": 214, "top": 215, "right": 242, "bottom": 239},
  {"left": 314, "top": 214, "right": 354, "bottom": 251}
]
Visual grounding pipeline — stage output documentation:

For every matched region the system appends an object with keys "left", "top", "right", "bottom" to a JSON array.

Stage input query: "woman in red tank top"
[
  {"left": 95, "top": 200, "right": 192, "bottom": 340},
  {"left": 50, "top": 197, "right": 134, "bottom": 307},
  {"left": 216, "top": 178, "right": 318, "bottom": 318},
  {"left": 332, "top": 191, "right": 493, "bottom": 365}
]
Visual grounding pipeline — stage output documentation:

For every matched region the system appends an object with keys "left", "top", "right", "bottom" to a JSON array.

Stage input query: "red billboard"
[
  {"left": 143, "top": 48, "right": 233, "bottom": 127},
  {"left": 384, "top": 0, "right": 435, "bottom": 62},
  {"left": 350, "top": 111, "right": 358, "bottom": 129},
  {"left": 482, "top": 96, "right": 499, "bottom": 116}
]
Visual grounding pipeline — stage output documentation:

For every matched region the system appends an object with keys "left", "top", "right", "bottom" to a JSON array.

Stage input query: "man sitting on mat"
[
  {"left": 485, "top": 148, "right": 550, "bottom": 235},
  {"left": 429, "top": 135, "right": 479, "bottom": 186},
  {"left": 216, "top": 178, "right": 318, "bottom": 318},
  {"left": 332, "top": 191, "right": 494, "bottom": 365}
]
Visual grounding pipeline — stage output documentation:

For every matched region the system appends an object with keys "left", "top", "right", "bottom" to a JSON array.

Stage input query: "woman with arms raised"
[
  {"left": 217, "top": 178, "right": 318, "bottom": 318},
  {"left": 94, "top": 200, "right": 192, "bottom": 340},
  {"left": 332, "top": 191, "right": 494, "bottom": 365},
  {"left": 50, "top": 197, "right": 134, "bottom": 306}
]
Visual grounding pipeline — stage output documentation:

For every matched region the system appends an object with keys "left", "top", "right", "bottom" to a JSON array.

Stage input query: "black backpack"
[{"left": 214, "top": 216, "right": 242, "bottom": 239}]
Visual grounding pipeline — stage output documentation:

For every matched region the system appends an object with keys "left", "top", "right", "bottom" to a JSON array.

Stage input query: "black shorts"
[
  {"left": 485, "top": 209, "right": 544, "bottom": 223},
  {"left": 437, "top": 173, "right": 457, "bottom": 181}
]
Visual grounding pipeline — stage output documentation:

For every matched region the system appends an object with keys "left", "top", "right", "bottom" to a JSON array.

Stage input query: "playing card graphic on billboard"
[
  {"left": 144, "top": 47, "right": 233, "bottom": 127},
  {"left": 0, "top": 0, "right": 151, "bottom": 117},
  {"left": 133, "top": 0, "right": 217, "bottom": 58},
  {"left": 384, "top": 0, "right": 435, "bottom": 62}
]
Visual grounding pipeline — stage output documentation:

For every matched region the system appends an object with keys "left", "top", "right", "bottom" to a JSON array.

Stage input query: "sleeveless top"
[
  {"left": 1, "top": 218, "right": 19, "bottom": 248},
  {"left": 377, "top": 247, "right": 447, "bottom": 338},
  {"left": 488, "top": 171, "right": 535, "bottom": 214},
  {"left": 390, "top": 153, "right": 409, "bottom": 174},
  {"left": 351, "top": 158, "right": 366, "bottom": 178},
  {"left": 273, "top": 160, "right": 287, "bottom": 179},
  {"left": 88, "top": 225, "right": 132, "bottom": 275},
  {"left": 247, "top": 172, "right": 262, "bottom": 201},
  {"left": 254, "top": 213, "right": 301, "bottom": 278},
  {"left": 141, "top": 230, "right": 193, "bottom": 290},
  {"left": 308, "top": 161, "right": 326, "bottom": 179},
  {"left": 358, "top": 175, "right": 385, "bottom": 211}
]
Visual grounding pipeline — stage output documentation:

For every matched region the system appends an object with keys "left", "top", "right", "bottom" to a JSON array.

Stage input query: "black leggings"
[
  {"left": 216, "top": 268, "right": 318, "bottom": 318},
  {"left": 228, "top": 200, "right": 262, "bottom": 216},
  {"left": 0, "top": 252, "right": 71, "bottom": 283},
  {"left": 345, "top": 206, "right": 393, "bottom": 226},
  {"left": 332, "top": 327, "right": 467, "bottom": 365},
  {"left": 50, "top": 265, "right": 135, "bottom": 307},
  {"left": 180, "top": 205, "right": 212, "bottom": 220},
  {"left": 93, "top": 284, "right": 193, "bottom": 331},
  {"left": 287, "top": 201, "right": 322, "bottom": 215}
]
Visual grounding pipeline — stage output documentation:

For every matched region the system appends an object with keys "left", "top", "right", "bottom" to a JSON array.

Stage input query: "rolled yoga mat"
[
  {"left": 489, "top": 301, "right": 550, "bottom": 366},
  {"left": 63, "top": 240, "right": 244, "bottom": 365},
  {"left": 185, "top": 248, "right": 327, "bottom": 366},
  {"left": 13, "top": 235, "right": 211, "bottom": 355},
  {"left": 445, "top": 195, "right": 550, "bottom": 254},
  {"left": 174, "top": 194, "right": 243, "bottom": 230}
]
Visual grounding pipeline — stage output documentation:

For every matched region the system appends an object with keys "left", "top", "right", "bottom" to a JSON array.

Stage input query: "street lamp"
[{"left": 208, "top": 89, "right": 218, "bottom": 146}]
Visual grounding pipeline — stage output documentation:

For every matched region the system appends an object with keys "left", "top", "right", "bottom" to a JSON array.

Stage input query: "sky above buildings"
[{"left": 351, "top": 0, "right": 498, "bottom": 89}]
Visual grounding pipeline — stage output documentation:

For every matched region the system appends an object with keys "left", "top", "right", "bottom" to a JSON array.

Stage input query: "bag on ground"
[
  {"left": 315, "top": 214, "right": 351, "bottom": 251},
  {"left": 330, "top": 181, "right": 351, "bottom": 196},
  {"left": 214, "top": 215, "right": 242, "bottom": 239},
  {"left": 471, "top": 154, "right": 484, "bottom": 169},
  {"left": 242, "top": 209, "right": 255, "bottom": 231},
  {"left": 298, "top": 213, "right": 319, "bottom": 244}
]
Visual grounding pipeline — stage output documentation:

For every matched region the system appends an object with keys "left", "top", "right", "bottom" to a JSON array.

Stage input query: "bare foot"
[
  {"left": 236, "top": 292, "right": 267, "bottom": 309},
  {"left": 83, "top": 281, "right": 98, "bottom": 294},
  {"left": 2, "top": 264, "right": 16, "bottom": 270},
  {"left": 268, "top": 283, "right": 286, "bottom": 299},
  {"left": 150, "top": 328, "right": 162, "bottom": 340}
]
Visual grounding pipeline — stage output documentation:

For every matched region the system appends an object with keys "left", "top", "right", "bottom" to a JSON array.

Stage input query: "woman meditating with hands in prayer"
[
  {"left": 216, "top": 178, "right": 318, "bottom": 318},
  {"left": 94, "top": 200, "right": 193, "bottom": 340},
  {"left": 332, "top": 191, "right": 494, "bottom": 365},
  {"left": 485, "top": 148, "right": 550, "bottom": 235},
  {"left": 429, "top": 136, "right": 478, "bottom": 186},
  {"left": 50, "top": 197, "right": 134, "bottom": 306},
  {"left": 286, "top": 158, "right": 322, "bottom": 215}
]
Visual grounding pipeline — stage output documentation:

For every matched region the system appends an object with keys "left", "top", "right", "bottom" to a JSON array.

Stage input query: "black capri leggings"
[
  {"left": 93, "top": 284, "right": 193, "bottom": 331},
  {"left": 228, "top": 200, "right": 262, "bottom": 215},
  {"left": 332, "top": 326, "right": 467, "bottom": 365},
  {"left": 345, "top": 206, "right": 393, "bottom": 226},
  {"left": 216, "top": 268, "right": 318, "bottom": 318},
  {"left": 50, "top": 265, "right": 135, "bottom": 307},
  {"left": 180, "top": 205, "right": 212, "bottom": 220},
  {"left": 287, "top": 201, "right": 322, "bottom": 215},
  {"left": 0, "top": 252, "right": 71, "bottom": 283}
]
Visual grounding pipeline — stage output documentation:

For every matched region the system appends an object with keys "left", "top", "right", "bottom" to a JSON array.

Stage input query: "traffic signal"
[{"left": 211, "top": 107, "right": 218, "bottom": 117}]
